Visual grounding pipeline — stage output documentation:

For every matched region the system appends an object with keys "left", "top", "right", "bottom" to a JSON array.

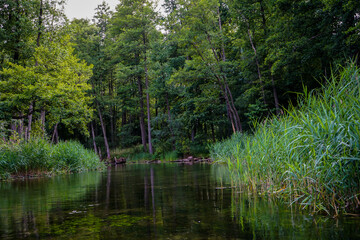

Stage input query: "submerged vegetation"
[
  {"left": 211, "top": 63, "right": 360, "bottom": 216},
  {"left": 0, "top": 139, "right": 104, "bottom": 180}
]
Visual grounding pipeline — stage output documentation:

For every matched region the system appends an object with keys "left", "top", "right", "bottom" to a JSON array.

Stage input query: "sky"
[
  {"left": 65, "top": 0, "right": 164, "bottom": 20},
  {"left": 65, "top": 0, "right": 119, "bottom": 20}
]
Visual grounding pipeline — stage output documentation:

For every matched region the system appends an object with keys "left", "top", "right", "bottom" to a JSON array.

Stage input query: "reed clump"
[
  {"left": 211, "top": 63, "right": 360, "bottom": 216},
  {"left": 0, "top": 139, "right": 104, "bottom": 179}
]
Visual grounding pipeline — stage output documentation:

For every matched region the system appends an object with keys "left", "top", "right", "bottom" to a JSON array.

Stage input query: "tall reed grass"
[
  {"left": 211, "top": 63, "right": 360, "bottom": 216},
  {"left": 0, "top": 139, "right": 104, "bottom": 179}
]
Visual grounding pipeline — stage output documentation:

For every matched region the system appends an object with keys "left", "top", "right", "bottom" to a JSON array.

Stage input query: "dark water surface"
[{"left": 0, "top": 164, "right": 359, "bottom": 239}]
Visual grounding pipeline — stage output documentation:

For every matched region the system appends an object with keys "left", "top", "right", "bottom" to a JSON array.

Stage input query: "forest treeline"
[{"left": 1, "top": 0, "right": 359, "bottom": 159}]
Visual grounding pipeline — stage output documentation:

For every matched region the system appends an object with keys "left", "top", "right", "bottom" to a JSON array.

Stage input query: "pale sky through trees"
[{"left": 65, "top": 0, "right": 164, "bottom": 20}]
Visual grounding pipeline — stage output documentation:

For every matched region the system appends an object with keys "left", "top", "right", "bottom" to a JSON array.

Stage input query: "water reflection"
[{"left": 0, "top": 164, "right": 359, "bottom": 239}]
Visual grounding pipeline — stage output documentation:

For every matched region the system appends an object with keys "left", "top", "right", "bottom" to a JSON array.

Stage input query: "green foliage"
[
  {"left": 0, "top": 35, "right": 94, "bottom": 137},
  {"left": 0, "top": 139, "right": 104, "bottom": 179},
  {"left": 211, "top": 63, "right": 360, "bottom": 215}
]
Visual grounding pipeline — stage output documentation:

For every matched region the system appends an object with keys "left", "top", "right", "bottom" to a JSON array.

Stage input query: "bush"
[{"left": 0, "top": 139, "right": 104, "bottom": 179}]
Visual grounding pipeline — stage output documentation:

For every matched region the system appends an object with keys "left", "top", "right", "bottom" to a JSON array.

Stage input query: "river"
[{"left": 0, "top": 163, "right": 359, "bottom": 239}]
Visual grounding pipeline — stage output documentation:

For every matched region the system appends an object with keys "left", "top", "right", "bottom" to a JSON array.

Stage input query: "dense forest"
[{"left": 1, "top": 0, "right": 359, "bottom": 159}]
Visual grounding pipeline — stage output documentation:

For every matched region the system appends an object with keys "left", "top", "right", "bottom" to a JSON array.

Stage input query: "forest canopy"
[{"left": 0, "top": 0, "right": 359, "bottom": 159}]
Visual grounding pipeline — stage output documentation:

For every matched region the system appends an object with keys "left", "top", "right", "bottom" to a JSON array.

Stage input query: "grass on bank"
[
  {"left": 0, "top": 139, "right": 104, "bottom": 180},
  {"left": 211, "top": 63, "right": 360, "bottom": 216}
]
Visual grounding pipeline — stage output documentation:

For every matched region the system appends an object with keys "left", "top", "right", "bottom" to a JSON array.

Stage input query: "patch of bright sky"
[{"left": 65, "top": 0, "right": 165, "bottom": 20}]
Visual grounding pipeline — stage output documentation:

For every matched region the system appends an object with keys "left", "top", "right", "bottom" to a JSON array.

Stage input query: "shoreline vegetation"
[
  {"left": 211, "top": 63, "right": 360, "bottom": 216},
  {"left": 0, "top": 139, "right": 104, "bottom": 180}
]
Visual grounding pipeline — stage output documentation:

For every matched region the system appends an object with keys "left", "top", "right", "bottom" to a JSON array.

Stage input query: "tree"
[
  {"left": 0, "top": 36, "right": 93, "bottom": 139},
  {"left": 109, "top": 0, "right": 159, "bottom": 154},
  {"left": 165, "top": 0, "right": 243, "bottom": 133}
]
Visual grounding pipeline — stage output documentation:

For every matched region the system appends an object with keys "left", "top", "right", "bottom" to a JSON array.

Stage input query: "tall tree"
[{"left": 109, "top": 0, "right": 158, "bottom": 154}]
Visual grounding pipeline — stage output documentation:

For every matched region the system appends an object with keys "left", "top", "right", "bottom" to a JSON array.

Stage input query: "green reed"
[
  {"left": 0, "top": 139, "right": 104, "bottom": 179},
  {"left": 211, "top": 63, "right": 360, "bottom": 215}
]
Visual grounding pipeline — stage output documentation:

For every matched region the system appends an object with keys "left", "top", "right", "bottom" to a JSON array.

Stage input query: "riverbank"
[
  {"left": 0, "top": 139, "right": 105, "bottom": 180},
  {"left": 211, "top": 63, "right": 360, "bottom": 216}
]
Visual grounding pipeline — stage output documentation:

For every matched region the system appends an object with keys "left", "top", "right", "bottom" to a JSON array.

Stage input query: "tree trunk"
[
  {"left": 258, "top": 2, "right": 280, "bottom": 115},
  {"left": 224, "top": 82, "right": 242, "bottom": 132},
  {"left": 41, "top": 108, "right": 45, "bottom": 137},
  {"left": 205, "top": 13, "right": 243, "bottom": 133},
  {"left": 110, "top": 107, "right": 115, "bottom": 146},
  {"left": 91, "top": 121, "right": 98, "bottom": 154},
  {"left": 37, "top": 0, "right": 43, "bottom": 48},
  {"left": 271, "top": 74, "right": 281, "bottom": 115},
  {"left": 122, "top": 110, "right": 127, "bottom": 127},
  {"left": 166, "top": 92, "right": 176, "bottom": 150},
  {"left": 218, "top": 7, "right": 242, "bottom": 131},
  {"left": 247, "top": 26, "right": 267, "bottom": 105},
  {"left": 191, "top": 126, "right": 196, "bottom": 142},
  {"left": 217, "top": 6, "right": 226, "bottom": 62},
  {"left": 97, "top": 103, "right": 111, "bottom": 159},
  {"left": 27, "top": 102, "right": 34, "bottom": 141},
  {"left": 191, "top": 41, "right": 240, "bottom": 133},
  {"left": 109, "top": 71, "right": 115, "bottom": 145},
  {"left": 144, "top": 53, "right": 153, "bottom": 155},
  {"left": 52, "top": 123, "right": 59, "bottom": 143},
  {"left": 137, "top": 76, "right": 147, "bottom": 152},
  {"left": 17, "top": 115, "right": 24, "bottom": 139}
]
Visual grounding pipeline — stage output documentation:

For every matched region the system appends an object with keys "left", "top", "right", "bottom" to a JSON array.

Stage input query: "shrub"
[{"left": 0, "top": 139, "right": 104, "bottom": 179}]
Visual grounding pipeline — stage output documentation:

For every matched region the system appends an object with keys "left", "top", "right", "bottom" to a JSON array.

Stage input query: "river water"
[{"left": 0, "top": 164, "right": 359, "bottom": 239}]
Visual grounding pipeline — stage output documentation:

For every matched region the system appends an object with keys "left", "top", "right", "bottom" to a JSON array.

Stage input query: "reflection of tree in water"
[
  {"left": 1, "top": 164, "right": 359, "bottom": 239},
  {"left": 0, "top": 172, "right": 102, "bottom": 239}
]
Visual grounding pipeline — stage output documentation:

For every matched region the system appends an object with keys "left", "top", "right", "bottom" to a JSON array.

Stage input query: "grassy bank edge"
[
  {"left": 210, "top": 63, "right": 360, "bottom": 216},
  {"left": 0, "top": 139, "right": 105, "bottom": 180}
]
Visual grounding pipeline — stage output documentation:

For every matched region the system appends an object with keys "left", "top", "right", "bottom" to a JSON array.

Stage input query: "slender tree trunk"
[
  {"left": 27, "top": 0, "right": 43, "bottom": 141},
  {"left": 144, "top": 34, "right": 153, "bottom": 154},
  {"left": 205, "top": 13, "right": 243, "bottom": 133},
  {"left": 37, "top": 0, "right": 43, "bottom": 48},
  {"left": 13, "top": 0, "right": 20, "bottom": 63},
  {"left": 41, "top": 108, "right": 45, "bottom": 137},
  {"left": 109, "top": 72, "right": 115, "bottom": 145},
  {"left": 52, "top": 123, "right": 58, "bottom": 143},
  {"left": 217, "top": 6, "right": 226, "bottom": 62},
  {"left": 224, "top": 83, "right": 242, "bottom": 132},
  {"left": 166, "top": 92, "right": 176, "bottom": 150},
  {"left": 17, "top": 114, "right": 24, "bottom": 139},
  {"left": 97, "top": 102, "right": 111, "bottom": 159},
  {"left": 27, "top": 102, "right": 34, "bottom": 141},
  {"left": 220, "top": 84, "right": 237, "bottom": 133},
  {"left": 137, "top": 76, "right": 147, "bottom": 152},
  {"left": 218, "top": 7, "right": 242, "bottom": 131},
  {"left": 258, "top": 2, "right": 281, "bottom": 115},
  {"left": 191, "top": 42, "right": 239, "bottom": 133},
  {"left": 271, "top": 74, "right": 281, "bottom": 115},
  {"left": 110, "top": 108, "right": 114, "bottom": 146},
  {"left": 144, "top": 60, "right": 153, "bottom": 154},
  {"left": 122, "top": 110, "right": 127, "bottom": 127},
  {"left": 247, "top": 26, "right": 267, "bottom": 105},
  {"left": 91, "top": 121, "right": 98, "bottom": 154}
]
